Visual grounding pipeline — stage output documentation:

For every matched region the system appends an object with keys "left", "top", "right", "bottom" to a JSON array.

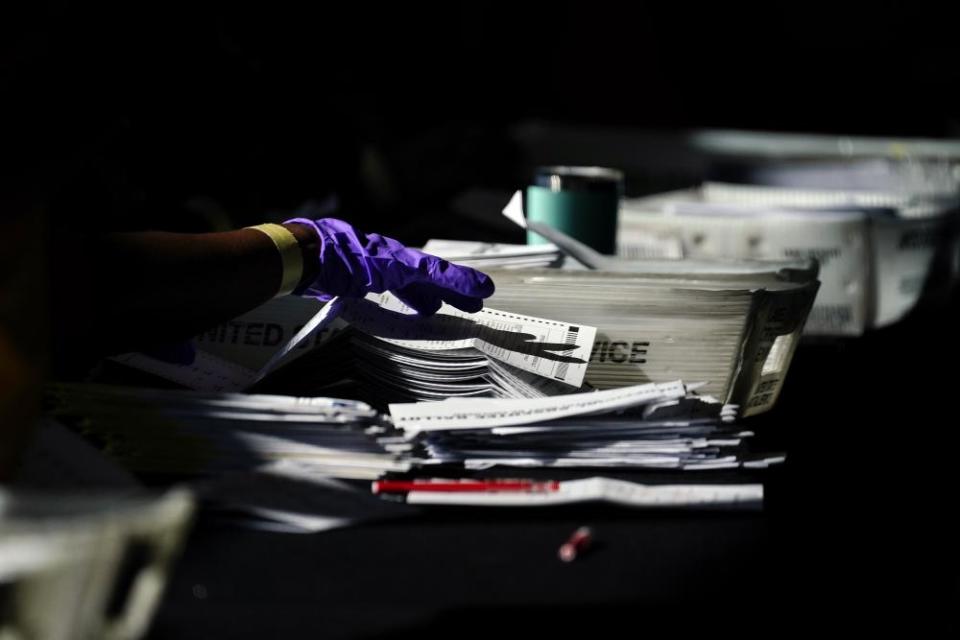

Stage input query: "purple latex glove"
[{"left": 286, "top": 217, "right": 495, "bottom": 315}]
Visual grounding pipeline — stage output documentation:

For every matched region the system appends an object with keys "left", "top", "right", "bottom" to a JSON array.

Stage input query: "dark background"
[
  {"left": 4, "top": 2, "right": 960, "bottom": 637},
  {"left": 6, "top": 2, "right": 960, "bottom": 234}
]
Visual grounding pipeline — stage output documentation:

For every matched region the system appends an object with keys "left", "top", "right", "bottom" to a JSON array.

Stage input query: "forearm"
[
  {"left": 49, "top": 214, "right": 494, "bottom": 370},
  {"left": 51, "top": 223, "right": 319, "bottom": 361}
]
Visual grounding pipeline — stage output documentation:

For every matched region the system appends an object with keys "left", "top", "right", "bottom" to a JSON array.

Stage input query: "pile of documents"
[
  {"left": 62, "top": 271, "right": 789, "bottom": 516},
  {"left": 78, "top": 286, "right": 792, "bottom": 482},
  {"left": 618, "top": 161, "right": 960, "bottom": 336},
  {"left": 387, "top": 380, "right": 782, "bottom": 472},
  {"left": 41, "top": 380, "right": 778, "bottom": 516},
  {"left": 45, "top": 380, "right": 781, "bottom": 480},
  {"left": 68, "top": 189, "right": 815, "bottom": 518},
  {"left": 45, "top": 383, "right": 409, "bottom": 480},
  {"left": 322, "top": 293, "right": 594, "bottom": 400}
]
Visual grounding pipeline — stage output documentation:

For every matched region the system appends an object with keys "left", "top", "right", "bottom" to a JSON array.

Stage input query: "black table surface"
[{"left": 147, "top": 302, "right": 960, "bottom": 639}]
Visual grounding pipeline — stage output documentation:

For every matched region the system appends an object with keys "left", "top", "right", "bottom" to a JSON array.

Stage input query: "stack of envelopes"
[
  {"left": 386, "top": 381, "right": 783, "bottom": 471},
  {"left": 478, "top": 263, "right": 818, "bottom": 416}
]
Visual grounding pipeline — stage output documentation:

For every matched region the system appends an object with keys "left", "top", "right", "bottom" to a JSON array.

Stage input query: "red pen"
[{"left": 372, "top": 479, "right": 561, "bottom": 494}]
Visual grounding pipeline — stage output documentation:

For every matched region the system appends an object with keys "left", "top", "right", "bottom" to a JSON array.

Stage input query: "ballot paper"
[
  {"left": 388, "top": 381, "right": 688, "bottom": 432},
  {"left": 337, "top": 332, "right": 583, "bottom": 403},
  {"left": 403, "top": 477, "right": 763, "bottom": 509},
  {"left": 239, "top": 290, "right": 598, "bottom": 404},
  {"left": 621, "top": 180, "right": 959, "bottom": 335},
  {"left": 341, "top": 293, "right": 595, "bottom": 389}
]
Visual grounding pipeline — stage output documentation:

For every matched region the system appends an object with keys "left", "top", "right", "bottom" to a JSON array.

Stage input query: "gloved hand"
[{"left": 285, "top": 217, "right": 495, "bottom": 315}]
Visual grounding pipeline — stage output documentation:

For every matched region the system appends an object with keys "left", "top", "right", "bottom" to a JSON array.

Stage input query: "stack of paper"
[
  {"left": 387, "top": 381, "right": 783, "bottom": 471},
  {"left": 65, "top": 303, "right": 787, "bottom": 516},
  {"left": 619, "top": 174, "right": 959, "bottom": 335},
  {"left": 478, "top": 265, "right": 817, "bottom": 416},
  {"left": 114, "top": 291, "right": 599, "bottom": 407},
  {"left": 45, "top": 383, "right": 410, "bottom": 480},
  {"left": 248, "top": 293, "right": 596, "bottom": 403},
  {"left": 339, "top": 293, "right": 594, "bottom": 400}
]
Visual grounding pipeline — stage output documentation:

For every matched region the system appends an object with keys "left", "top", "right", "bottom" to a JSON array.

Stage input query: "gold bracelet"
[{"left": 246, "top": 223, "right": 303, "bottom": 296}]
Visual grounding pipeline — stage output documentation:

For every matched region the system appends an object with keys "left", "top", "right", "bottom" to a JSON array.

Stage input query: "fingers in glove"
[
  {"left": 398, "top": 281, "right": 488, "bottom": 315},
  {"left": 393, "top": 283, "right": 444, "bottom": 316},
  {"left": 412, "top": 253, "right": 496, "bottom": 299}
]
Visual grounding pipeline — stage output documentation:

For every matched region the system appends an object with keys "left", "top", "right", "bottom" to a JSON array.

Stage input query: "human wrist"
[
  {"left": 282, "top": 220, "right": 321, "bottom": 292},
  {"left": 245, "top": 223, "right": 306, "bottom": 296}
]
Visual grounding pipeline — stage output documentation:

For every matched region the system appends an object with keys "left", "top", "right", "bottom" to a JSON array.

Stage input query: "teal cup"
[{"left": 525, "top": 166, "right": 624, "bottom": 255}]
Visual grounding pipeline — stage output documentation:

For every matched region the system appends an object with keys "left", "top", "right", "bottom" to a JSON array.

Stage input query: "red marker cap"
[{"left": 558, "top": 526, "right": 592, "bottom": 562}]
